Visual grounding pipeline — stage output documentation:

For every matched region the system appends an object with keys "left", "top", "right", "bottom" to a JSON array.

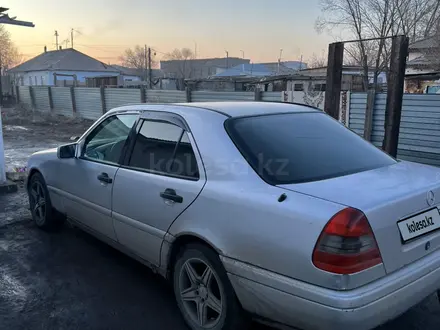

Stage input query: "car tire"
[
  {"left": 28, "top": 172, "right": 65, "bottom": 231},
  {"left": 173, "top": 243, "right": 248, "bottom": 330}
]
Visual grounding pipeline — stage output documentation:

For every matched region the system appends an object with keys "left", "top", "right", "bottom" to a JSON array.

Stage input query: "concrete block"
[{"left": 0, "top": 180, "right": 18, "bottom": 195}]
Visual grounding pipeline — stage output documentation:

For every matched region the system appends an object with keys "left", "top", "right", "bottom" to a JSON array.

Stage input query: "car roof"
[{"left": 107, "top": 101, "right": 319, "bottom": 118}]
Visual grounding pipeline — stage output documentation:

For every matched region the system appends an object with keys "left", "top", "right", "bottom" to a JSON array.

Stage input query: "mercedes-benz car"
[{"left": 27, "top": 102, "right": 440, "bottom": 330}]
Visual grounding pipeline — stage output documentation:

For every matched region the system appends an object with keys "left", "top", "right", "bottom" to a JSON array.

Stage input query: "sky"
[{"left": 2, "top": 0, "right": 337, "bottom": 66}]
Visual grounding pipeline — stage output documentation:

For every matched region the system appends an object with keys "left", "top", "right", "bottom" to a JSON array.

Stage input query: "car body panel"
[
  {"left": 281, "top": 160, "right": 440, "bottom": 274},
  {"left": 26, "top": 102, "right": 440, "bottom": 330},
  {"left": 223, "top": 242, "right": 440, "bottom": 330},
  {"left": 112, "top": 165, "right": 205, "bottom": 266}
]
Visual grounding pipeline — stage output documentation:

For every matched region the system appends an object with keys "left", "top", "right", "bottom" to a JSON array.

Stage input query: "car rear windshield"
[{"left": 225, "top": 112, "right": 396, "bottom": 184}]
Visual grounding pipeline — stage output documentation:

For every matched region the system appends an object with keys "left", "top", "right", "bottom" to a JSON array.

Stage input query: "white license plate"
[{"left": 398, "top": 208, "right": 440, "bottom": 242}]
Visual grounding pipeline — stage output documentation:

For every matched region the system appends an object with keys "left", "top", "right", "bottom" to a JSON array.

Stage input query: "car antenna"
[{"left": 278, "top": 193, "right": 287, "bottom": 203}]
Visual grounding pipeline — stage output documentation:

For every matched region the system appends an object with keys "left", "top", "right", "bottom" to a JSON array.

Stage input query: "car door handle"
[
  {"left": 97, "top": 172, "right": 112, "bottom": 184},
  {"left": 160, "top": 188, "right": 183, "bottom": 203}
]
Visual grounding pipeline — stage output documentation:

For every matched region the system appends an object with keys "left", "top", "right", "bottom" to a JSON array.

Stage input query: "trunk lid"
[{"left": 279, "top": 161, "right": 440, "bottom": 274}]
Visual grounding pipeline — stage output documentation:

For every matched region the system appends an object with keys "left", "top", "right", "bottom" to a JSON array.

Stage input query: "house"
[
  {"left": 213, "top": 63, "right": 273, "bottom": 78},
  {"left": 299, "top": 66, "right": 387, "bottom": 91},
  {"left": 406, "top": 36, "right": 440, "bottom": 75},
  {"left": 160, "top": 57, "right": 250, "bottom": 79},
  {"left": 8, "top": 47, "right": 120, "bottom": 86},
  {"left": 404, "top": 36, "right": 440, "bottom": 93},
  {"left": 405, "top": 71, "right": 440, "bottom": 94},
  {"left": 212, "top": 61, "right": 308, "bottom": 79},
  {"left": 110, "top": 65, "right": 165, "bottom": 83}
]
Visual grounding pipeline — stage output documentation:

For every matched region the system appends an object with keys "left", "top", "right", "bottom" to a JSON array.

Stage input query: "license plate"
[{"left": 397, "top": 208, "right": 440, "bottom": 242}]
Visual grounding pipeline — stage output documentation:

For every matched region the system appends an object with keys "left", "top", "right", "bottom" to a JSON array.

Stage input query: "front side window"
[
  {"left": 226, "top": 112, "right": 396, "bottom": 184},
  {"left": 128, "top": 120, "right": 199, "bottom": 179},
  {"left": 82, "top": 114, "right": 137, "bottom": 164}
]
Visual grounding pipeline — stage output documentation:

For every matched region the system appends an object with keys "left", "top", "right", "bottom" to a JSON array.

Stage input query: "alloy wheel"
[
  {"left": 30, "top": 181, "right": 46, "bottom": 226},
  {"left": 178, "top": 258, "right": 224, "bottom": 328}
]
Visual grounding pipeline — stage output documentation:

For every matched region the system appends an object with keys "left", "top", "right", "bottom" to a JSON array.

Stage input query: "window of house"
[
  {"left": 29, "top": 76, "right": 32, "bottom": 86},
  {"left": 313, "top": 83, "right": 326, "bottom": 92},
  {"left": 82, "top": 114, "right": 138, "bottom": 164},
  {"left": 294, "top": 83, "right": 304, "bottom": 91},
  {"left": 128, "top": 120, "right": 199, "bottom": 179},
  {"left": 41, "top": 76, "right": 45, "bottom": 85},
  {"left": 34, "top": 76, "right": 38, "bottom": 86}
]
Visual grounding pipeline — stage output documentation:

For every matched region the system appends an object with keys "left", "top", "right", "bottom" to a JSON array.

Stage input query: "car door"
[
  {"left": 111, "top": 112, "right": 206, "bottom": 265},
  {"left": 58, "top": 113, "right": 138, "bottom": 240}
]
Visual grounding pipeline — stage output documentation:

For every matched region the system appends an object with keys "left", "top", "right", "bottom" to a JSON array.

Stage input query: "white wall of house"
[
  {"left": 121, "top": 75, "right": 141, "bottom": 82},
  {"left": 14, "top": 70, "right": 120, "bottom": 86}
]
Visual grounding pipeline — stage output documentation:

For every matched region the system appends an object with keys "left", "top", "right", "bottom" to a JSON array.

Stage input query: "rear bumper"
[{"left": 221, "top": 249, "right": 440, "bottom": 330}]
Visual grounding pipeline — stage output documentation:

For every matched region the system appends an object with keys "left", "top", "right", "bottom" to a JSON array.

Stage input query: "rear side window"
[
  {"left": 128, "top": 120, "right": 199, "bottom": 179},
  {"left": 225, "top": 112, "right": 396, "bottom": 184}
]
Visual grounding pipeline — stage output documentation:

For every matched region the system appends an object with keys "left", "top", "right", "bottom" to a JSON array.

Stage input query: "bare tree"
[
  {"left": 0, "top": 26, "right": 23, "bottom": 73},
  {"left": 118, "top": 45, "right": 157, "bottom": 80},
  {"left": 309, "top": 51, "right": 328, "bottom": 68},
  {"left": 316, "top": 0, "right": 440, "bottom": 90},
  {"left": 165, "top": 48, "right": 195, "bottom": 79}
]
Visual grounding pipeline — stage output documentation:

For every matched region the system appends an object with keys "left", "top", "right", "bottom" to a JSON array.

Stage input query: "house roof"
[
  {"left": 259, "top": 63, "right": 298, "bottom": 75},
  {"left": 409, "top": 36, "right": 439, "bottom": 50},
  {"left": 214, "top": 62, "right": 301, "bottom": 78},
  {"left": 214, "top": 63, "right": 272, "bottom": 77},
  {"left": 9, "top": 49, "right": 119, "bottom": 73},
  {"left": 407, "top": 54, "right": 440, "bottom": 66},
  {"left": 111, "top": 64, "right": 165, "bottom": 78}
]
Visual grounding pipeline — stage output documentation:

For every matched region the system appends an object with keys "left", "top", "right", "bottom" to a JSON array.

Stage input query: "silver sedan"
[{"left": 27, "top": 102, "right": 440, "bottom": 330}]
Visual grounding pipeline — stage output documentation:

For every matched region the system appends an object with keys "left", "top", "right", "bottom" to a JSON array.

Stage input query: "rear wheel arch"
[{"left": 166, "top": 234, "right": 222, "bottom": 280}]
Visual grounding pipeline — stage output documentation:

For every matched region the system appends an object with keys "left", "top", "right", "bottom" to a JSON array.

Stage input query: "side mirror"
[{"left": 57, "top": 143, "right": 77, "bottom": 159}]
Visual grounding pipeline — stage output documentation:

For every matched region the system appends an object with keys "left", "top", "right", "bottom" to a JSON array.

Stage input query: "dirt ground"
[{"left": 0, "top": 107, "right": 440, "bottom": 330}]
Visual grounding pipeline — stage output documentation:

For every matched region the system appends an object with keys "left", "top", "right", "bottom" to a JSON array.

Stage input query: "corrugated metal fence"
[
  {"left": 146, "top": 90, "right": 186, "bottom": 103},
  {"left": 17, "top": 87, "right": 287, "bottom": 118},
  {"left": 75, "top": 88, "right": 102, "bottom": 120},
  {"left": 52, "top": 87, "right": 73, "bottom": 117},
  {"left": 105, "top": 88, "right": 141, "bottom": 112},
  {"left": 16, "top": 86, "right": 440, "bottom": 167},
  {"left": 348, "top": 93, "right": 440, "bottom": 167},
  {"left": 18, "top": 86, "right": 32, "bottom": 108},
  {"left": 192, "top": 91, "right": 254, "bottom": 102}
]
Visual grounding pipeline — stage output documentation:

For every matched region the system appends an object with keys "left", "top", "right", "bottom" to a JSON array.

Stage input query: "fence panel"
[
  {"left": 105, "top": 88, "right": 141, "bottom": 112},
  {"left": 348, "top": 93, "right": 367, "bottom": 136},
  {"left": 18, "top": 86, "right": 32, "bottom": 108},
  {"left": 146, "top": 90, "right": 187, "bottom": 103},
  {"left": 191, "top": 91, "right": 254, "bottom": 102},
  {"left": 261, "top": 92, "right": 281, "bottom": 102},
  {"left": 396, "top": 94, "right": 440, "bottom": 165},
  {"left": 33, "top": 86, "right": 51, "bottom": 112},
  {"left": 75, "top": 88, "right": 102, "bottom": 120},
  {"left": 51, "top": 87, "right": 73, "bottom": 117}
]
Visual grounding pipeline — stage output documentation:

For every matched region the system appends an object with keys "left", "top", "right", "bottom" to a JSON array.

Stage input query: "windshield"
[{"left": 225, "top": 112, "right": 397, "bottom": 184}]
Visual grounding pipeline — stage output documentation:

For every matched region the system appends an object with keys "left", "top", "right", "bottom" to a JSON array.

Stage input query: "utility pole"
[
  {"left": 148, "top": 47, "right": 152, "bottom": 89},
  {"left": 71, "top": 28, "right": 74, "bottom": 48},
  {"left": 144, "top": 45, "right": 148, "bottom": 83},
  {"left": 240, "top": 50, "right": 244, "bottom": 59},
  {"left": 0, "top": 7, "right": 34, "bottom": 190},
  {"left": 382, "top": 35, "right": 409, "bottom": 157},
  {"left": 54, "top": 30, "right": 59, "bottom": 50},
  {"left": 194, "top": 41, "right": 197, "bottom": 59},
  {"left": 278, "top": 48, "right": 283, "bottom": 75},
  {"left": 225, "top": 50, "right": 229, "bottom": 68}
]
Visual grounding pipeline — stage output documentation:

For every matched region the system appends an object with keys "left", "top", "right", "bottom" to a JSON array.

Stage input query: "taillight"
[{"left": 312, "top": 207, "right": 383, "bottom": 274}]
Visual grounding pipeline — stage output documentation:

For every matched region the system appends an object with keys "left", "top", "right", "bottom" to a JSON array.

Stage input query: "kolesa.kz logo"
[{"left": 407, "top": 216, "right": 435, "bottom": 233}]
